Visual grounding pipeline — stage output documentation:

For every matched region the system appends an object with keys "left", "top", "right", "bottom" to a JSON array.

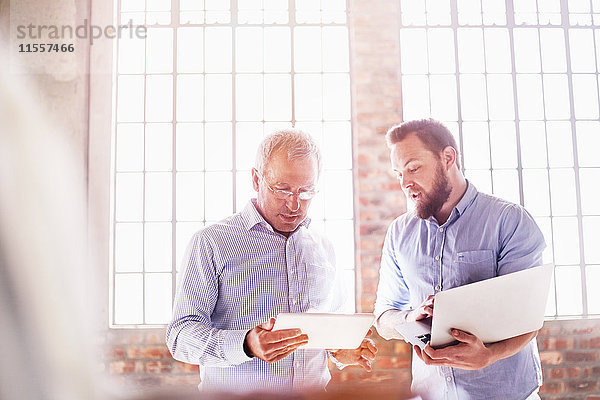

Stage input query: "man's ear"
[
  {"left": 441, "top": 146, "right": 458, "bottom": 170},
  {"left": 251, "top": 168, "right": 260, "bottom": 192}
]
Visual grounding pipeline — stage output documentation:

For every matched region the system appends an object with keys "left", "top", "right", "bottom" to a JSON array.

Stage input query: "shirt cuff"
[
  {"left": 223, "top": 329, "right": 254, "bottom": 365},
  {"left": 327, "top": 350, "right": 346, "bottom": 370}
]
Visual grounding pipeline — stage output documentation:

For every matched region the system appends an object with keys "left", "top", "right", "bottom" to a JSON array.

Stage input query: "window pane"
[
  {"left": 205, "top": 172, "right": 232, "bottom": 220},
  {"left": 587, "top": 265, "right": 600, "bottom": 314},
  {"left": 177, "top": 75, "right": 204, "bottom": 122},
  {"left": 523, "top": 169, "right": 551, "bottom": 216},
  {"left": 572, "top": 74, "right": 599, "bottom": 119},
  {"left": 519, "top": 121, "right": 547, "bottom": 168},
  {"left": 295, "top": 74, "right": 322, "bottom": 121},
  {"left": 264, "top": 74, "right": 291, "bottom": 121},
  {"left": 486, "top": 74, "right": 514, "bottom": 120},
  {"left": 428, "top": 28, "right": 455, "bottom": 73},
  {"left": 205, "top": 27, "right": 232, "bottom": 72},
  {"left": 549, "top": 169, "right": 577, "bottom": 216},
  {"left": 458, "top": 28, "right": 485, "bottom": 73},
  {"left": 236, "top": 27, "right": 263, "bottom": 72},
  {"left": 204, "top": 123, "right": 232, "bottom": 170},
  {"left": 325, "top": 219, "right": 354, "bottom": 270},
  {"left": 116, "top": 173, "right": 143, "bottom": 221},
  {"left": 569, "top": 29, "right": 596, "bottom": 72},
  {"left": 576, "top": 121, "right": 600, "bottom": 167},
  {"left": 462, "top": 122, "right": 490, "bottom": 169},
  {"left": 323, "top": 170, "right": 352, "bottom": 219},
  {"left": 323, "top": 74, "right": 350, "bottom": 120},
  {"left": 489, "top": 121, "right": 517, "bottom": 168},
  {"left": 176, "top": 123, "right": 203, "bottom": 171},
  {"left": 236, "top": 74, "right": 263, "bottom": 121},
  {"left": 145, "top": 273, "right": 172, "bottom": 324},
  {"left": 322, "top": 27, "right": 349, "bottom": 72},
  {"left": 401, "top": 29, "right": 428, "bottom": 74},
  {"left": 401, "top": 75, "right": 430, "bottom": 120},
  {"left": 146, "top": 28, "right": 173, "bottom": 73},
  {"left": 145, "top": 172, "right": 172, "bottom": 221},
  {"left": 540, "top": 28, "right": 567, "bottom": 73},
  {"left": 546, "top": 121, "right": 573, "bottom": 167},
  {"left": 484, "top": 28, "right": 511, "bottom": 73},
  {"left": 294, "top": 27, "right": 322, "bottom": 72},
  {"left": 145, "top": 123, "right": 172, "bottom": 171},
  {"left": 492, "top": 169, "right": 520, "bottom": 205},
  {"left": 115, "top": 223, "right": 143, "bottom": 272},
  {"left": 176, "top": 222, "right": 204, "bottom": 270},
  {"left": 552, "top": 217, "right": 580, "bottom": 264},
  {"left": 116, "top": 124, "right": 144, "bottom": 172},
  {"left": 145, "top": 222, "right": 172, "bottom": 272},
  {"left": 115, "top": 273, "right": 143, "bottom": 324},
  {"left": 580, "top": 168, "right": 600, "bottom": 215},
  {"left": 465, "top": 170, "right": 492, "bottom": 194},
  {"left": 555, "top": 266, "right": 583, "bottom": 315},
  {"left": 543, "top": 74, "right": 570, "bottom": 120},
  {"left": 460, "top": 74, "right": 488, "bottom": 121},
  {"left": 235, "top": 170, "right": 255, "bottom": 212},
  {"left": 178, "top": 27, "right": 203, "bottom": 73},
  {"left": 176, "top": 172, "right": 204, "bottom": 221},
  {"left": 534, "top": 216, "right": 555, "bottom": 264},
  {"left": 516, "top": 74, "right": 544, "bottom": 120},
  {"left": 205, "top": 75, "right": 232, "bottom": 121},
  {"left": 118, "top": 30, "right": 145, "bottom": 74},
  {"left": 264, "top": 27, "right": 291, "bottom": 72},
  {"left": 583, "top": 217, "right": 600, "bottom": 264},
  {"left": 514, "top": 28, "right": 541, "bottom": 73},
  {"left": 323, "top": 121, "right": 352, "bottom": 170},
  {"left": 429, "top": 75, "right": 457, "bottom": 121},
  {"left": 236, "top": 122, "right": 264, "bottom": 171},
  {"left": 146, "top": 75, "right": 173, "bottom": 122},
  {"left": 117, "top": 75, "right": 144, "bottom": 122}
]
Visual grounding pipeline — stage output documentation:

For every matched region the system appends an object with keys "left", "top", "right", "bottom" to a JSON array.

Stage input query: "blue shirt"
[
  {"left": 166, "top": 199, "right": 345, "bottom": 393},
  {"left": 375, "top": 181, "right": 546, "bottom": 400}
]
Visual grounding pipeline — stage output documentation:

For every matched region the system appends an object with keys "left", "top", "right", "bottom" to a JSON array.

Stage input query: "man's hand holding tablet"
[{"left": 244, "top": 317, "right": 309, "bottom": 363}]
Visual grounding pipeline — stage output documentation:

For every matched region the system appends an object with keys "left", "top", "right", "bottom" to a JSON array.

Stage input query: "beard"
[{"left": 414, "top": 163, "right": 452, "bottom": 220}]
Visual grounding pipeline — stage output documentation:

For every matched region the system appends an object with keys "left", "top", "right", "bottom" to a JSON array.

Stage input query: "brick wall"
[{"left": 100, "top": 1, "right": 600, "bottom": 399}]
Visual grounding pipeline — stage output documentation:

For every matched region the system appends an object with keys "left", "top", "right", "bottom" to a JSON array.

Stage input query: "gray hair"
[{"left": 255, "top": 129, "right": 322, "bottom": 177}]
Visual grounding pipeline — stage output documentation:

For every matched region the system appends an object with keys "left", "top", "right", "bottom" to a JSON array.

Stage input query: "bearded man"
[{"left": 374, "top": 119, "right": 546, "bottom": 400}]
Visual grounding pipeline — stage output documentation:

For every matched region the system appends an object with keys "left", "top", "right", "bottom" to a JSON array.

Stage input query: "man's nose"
[
  {"left": 285, "top": 194, "right": 301, "bottom": 212},
  {"left": 401, "top": 177, "right": 413, "bottom": 191}
]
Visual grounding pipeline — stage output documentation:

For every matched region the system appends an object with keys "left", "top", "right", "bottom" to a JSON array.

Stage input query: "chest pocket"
[
  {"left": 305, "top": 262, "right": 336, "bottom": 311},
  {"left": 452, "top": 249, "right": 496, "bottom": 287}
]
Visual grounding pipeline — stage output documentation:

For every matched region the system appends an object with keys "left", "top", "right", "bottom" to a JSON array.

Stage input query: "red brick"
[
  {"left": 565, "top": 351, "right": 597, "bottom": 363},
  {"left": 540, "top": 382, "right": 565, "bottom": 394},
  {"left": 542, "top": 337, "right": 576, "bottom": 350},
  {"left": 540, "top": 351, "right": 563, "bottom": 365},
  {"left": 375, "top": 355, "right": 411, "bottom": 369},
  {"left": 109, "top": 360, "right": 139, "bottom": 374},
  {"left": 104, "top": 347, "right": 125, "bottom": 360},
  {"left": 566, "top": 381, "right": 599, "bottom": 393},
  {"left": 172, "top": 361, "right": 200, "bottom": 374},
  {"left": 586, "top": 396, "right": 600, "bottom": 400},
  {"left": 394, "top": 342, "right": 412, "bottom": 355},
  {"left": 589, "top": 337, "right": 600, "bottom": 348},
  {"left": 582, "top": 366, "right": 600, "bottom": 378},
  {"left": 549, "top": 367, "right": 581, "bottom": 379},
  {"left": 162, "top": 375, "right": 200, "bottom": 386},
  {"left": 145, "top": 360, "right": 173, "bottom": 374}
]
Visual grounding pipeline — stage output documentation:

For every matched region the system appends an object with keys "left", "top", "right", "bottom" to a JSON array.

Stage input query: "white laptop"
[
  {"left": 395, "top": 263, "right": 554, "bottom": 349},
  {"left": 272, "top": 313, "right": 375, "bottom": 349}
]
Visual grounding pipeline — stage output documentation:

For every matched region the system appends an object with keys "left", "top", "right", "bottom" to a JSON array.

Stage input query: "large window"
[
  {"left": 399, "top": 0, "right": 599, "bottom": 318},
  {"left": 111, "top": 0, "right": 354, "bottom": 326}
]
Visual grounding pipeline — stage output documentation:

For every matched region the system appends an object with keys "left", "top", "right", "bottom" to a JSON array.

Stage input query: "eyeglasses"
[{"left": 256, "top": 171, "right": 318, "bottom": 201}]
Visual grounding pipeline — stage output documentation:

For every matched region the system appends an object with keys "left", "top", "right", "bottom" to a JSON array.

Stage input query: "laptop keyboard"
[{"left": 417, "top": 333, "right": 431, "bottom": 344}]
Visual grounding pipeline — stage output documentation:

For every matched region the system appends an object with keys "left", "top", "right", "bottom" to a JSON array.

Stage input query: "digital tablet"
[{"left": 272, "top": 313, "right": 375, "bottom": 349}]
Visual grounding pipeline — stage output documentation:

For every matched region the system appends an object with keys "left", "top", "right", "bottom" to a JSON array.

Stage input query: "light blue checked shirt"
[
  {"left": 375, "top": 181, "right": 546, "bottom": 400},
  {"left": 166, "top": 199, "right": 345, "bottom": 393}
]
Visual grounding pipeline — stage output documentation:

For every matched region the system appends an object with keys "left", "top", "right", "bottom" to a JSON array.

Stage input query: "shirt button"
[
  {"left": 439, "top": 227, "right": 444, "bottom": 232},
  {"left": 435, "top": 255, "right": 440, "bottom": 261},
  {"left": 435, "top": 285, "right": 441, "bottom": 291},
  {"left": 446, "top": 376, "right": 452, "bottom": 382},
  {"left": 292, "top": 299, "right": 297, "bottom": 305}
]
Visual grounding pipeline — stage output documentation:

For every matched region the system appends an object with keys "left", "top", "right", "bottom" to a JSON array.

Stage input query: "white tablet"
[{"left": 272, "top": 313, "right": 375, "bottom": 349}]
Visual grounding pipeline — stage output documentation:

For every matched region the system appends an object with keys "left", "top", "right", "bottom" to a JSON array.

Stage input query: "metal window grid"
[
  {"left": 110, "top": 0, "right": 354, "bottom": 327},
  {"left": 398, "top": 0, "right": 600, "bottom": 318}
]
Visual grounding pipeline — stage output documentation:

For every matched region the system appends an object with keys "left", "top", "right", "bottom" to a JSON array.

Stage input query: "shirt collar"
[
  {"left": 454, "top": 179, "right": 478, "bottom": 216},
  {"left": 241, "top": 199, "right": 311, "bottom": 232}
]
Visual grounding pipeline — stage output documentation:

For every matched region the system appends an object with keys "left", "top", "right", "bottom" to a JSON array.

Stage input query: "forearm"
[
  {"left": 166, "top": 317, "right": 252, "bottom": 367},
  {"left": 375, "top": 309, "right": 410, "bottom": 340},
  {"left": 487, "top": 330, "right": 538, "bottom": 364}
]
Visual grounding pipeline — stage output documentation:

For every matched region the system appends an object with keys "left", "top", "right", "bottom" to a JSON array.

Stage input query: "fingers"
[
  {"left": 261, "top": 317, "right": 276, "bottom": 331},
  {"left": 365, "top": 328, "right": 373, "bottom": 337},
  {"left": 265, "top": 328, "right": 305, "bottom": 343},
  {"left": 266, "top": 341, "right": 307, "bottom": 363},
  {"left": 357, "top": 356, "right": 372, "bottom": 372},
  {"left": 451, "top": 329, "right": 477, "bottom": 344}
]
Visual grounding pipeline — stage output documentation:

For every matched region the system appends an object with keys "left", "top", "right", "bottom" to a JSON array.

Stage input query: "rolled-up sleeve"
[
  {"left": 374, "top": 221, "right": 412, "bottom": 319},
  {"left": 166, "top": 232, "right": 252, "bottom": 367}
]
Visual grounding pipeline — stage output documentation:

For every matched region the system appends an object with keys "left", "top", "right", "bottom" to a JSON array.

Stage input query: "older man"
[
  {"left": 167, "top": 129, "right": 376, "bottom": 393},
  {"left": 375, "top": 119, "right": 546, "bottom": 400}
]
